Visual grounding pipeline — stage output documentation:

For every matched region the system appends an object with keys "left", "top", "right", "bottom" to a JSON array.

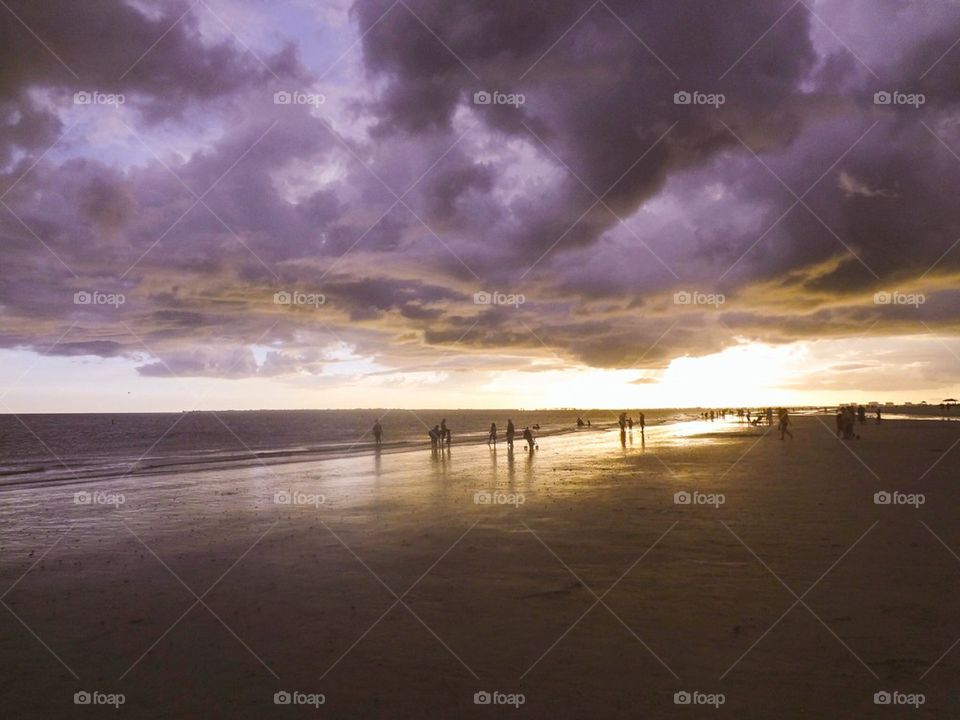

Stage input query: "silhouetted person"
[
  {"left": 857, "top": 405, "right": 866, "bottom": 423},
  {"left": 577, "top": 416, "right": 585, "bottom": 427},
  {"left": 876, "top": 407, "right": 882, "bottom": 423},
  {"left": 639, "top": 412, "right": 645, "bottom": 436},
  {"left": 627, "top": 416, "right": 634, "bottom": 430},
  {"left": 373, "top": 420, "right": 383, "bottom": 446},
  {"left": 429, "top": 425, "right": 440, "bottom": 450},
  {"left": 778, "top": 408, "right": 793, "bottom": 440},
  {"left": 488, "top": 422, "right": 497, "bottom": 447},
  {"left": 440, "top": 419, "right": 450, "bottom": 445},
  {"left": 522, "top": 426, "right": 535, "bottom": 451},
  {"left": 835, "top": 409, "right": 844, "bottom": 437},
  {"left": 506, "top": 419, "right": 515, "bottom": 449}
]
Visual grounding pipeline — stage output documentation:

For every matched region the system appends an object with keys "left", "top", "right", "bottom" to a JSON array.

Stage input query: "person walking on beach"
[
  {"left": 373, "top": 420, "right": 383, "bottom": 447},
  {"left": 440, "top": 419, "right": 451, "bottom": 446},
  {"left": 857, "top": 405, "right": 866, "bottom": 424},
  {"left": 488, "top": 422, "right": 497, "bottom": 447},
  {"left": 639, "top": 412, "right": 645, "bottom": 434},
  {"left": 627, "top": 416, "right": 634, "bottom": 431},
  {"left": 429, "top": 425, "right": 441, "bottom": 450},
  {"left": 506, "top": 419, "right": 515, "bottom": 449},
  {"left": 778, "top": 408, "right": 793, "bottom": 440},
  {"left": 841, "top": 407, "right": 858, "bottom": 440}
]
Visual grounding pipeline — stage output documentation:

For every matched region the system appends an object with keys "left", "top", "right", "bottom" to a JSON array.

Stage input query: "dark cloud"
[{"left": 2, "top": 0, "right": 960, "bottom": 385}]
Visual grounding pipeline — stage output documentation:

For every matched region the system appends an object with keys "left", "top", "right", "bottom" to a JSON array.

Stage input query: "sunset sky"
[{"left": 2, "top": 0, "right": 960, "bottom": 412}]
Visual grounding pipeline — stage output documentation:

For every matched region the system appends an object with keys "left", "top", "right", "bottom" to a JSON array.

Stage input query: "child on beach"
[{"left": 488, "top": 423, "right": 497, "bottom": 447}]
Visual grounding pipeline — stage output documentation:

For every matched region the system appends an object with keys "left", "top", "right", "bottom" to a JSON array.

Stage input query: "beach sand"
[{"left": 2, "top": 415, "right": 959, "bottom": 718}]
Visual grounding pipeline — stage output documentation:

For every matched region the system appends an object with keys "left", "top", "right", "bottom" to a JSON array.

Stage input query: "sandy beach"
[{"left": 2, "top": 415, "right": 959, "bottom": 718}]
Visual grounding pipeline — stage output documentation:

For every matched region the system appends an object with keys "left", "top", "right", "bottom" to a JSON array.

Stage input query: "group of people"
[
  {"left": 835, "top": 404, "right": 879, "bottom": 439},
  {"left": 428, "top": 419, "right": 453, "bottom": 448},
  {"left": 697, "top": 407, "right": 794, "bottom": 438},
  {"left": 486, "top": 420, "right": 537, "bottom": 451},
  {"left": 616, "top": 411, "right": 645, "bottom": 435}
]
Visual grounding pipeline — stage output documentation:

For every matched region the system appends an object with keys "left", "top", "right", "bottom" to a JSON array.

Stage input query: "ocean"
[{"left": 0, "top": 408, "right": 700, "bottom": 488}]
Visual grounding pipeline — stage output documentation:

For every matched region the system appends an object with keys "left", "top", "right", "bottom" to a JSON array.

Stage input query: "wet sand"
[{"left": 2, "top": 415, "right": 960, "bottom": 718}]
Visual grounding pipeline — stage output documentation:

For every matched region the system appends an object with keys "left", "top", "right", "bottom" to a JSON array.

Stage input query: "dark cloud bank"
[{"left": 2, "top": 0, "right": 960, "bottom": 379}]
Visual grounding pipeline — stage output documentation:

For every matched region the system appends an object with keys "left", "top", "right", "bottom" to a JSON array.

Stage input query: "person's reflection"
[
  {"left": 506, "top": 445, "right": 515, "bottom": 484},
  {"left": 374, "top": 446, "right": 382, "bottom": 477}
]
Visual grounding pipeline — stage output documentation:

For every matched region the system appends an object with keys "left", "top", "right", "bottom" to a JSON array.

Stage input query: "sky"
[{"left": 2, "top": 0, "right": 960, "bottom": 412}]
